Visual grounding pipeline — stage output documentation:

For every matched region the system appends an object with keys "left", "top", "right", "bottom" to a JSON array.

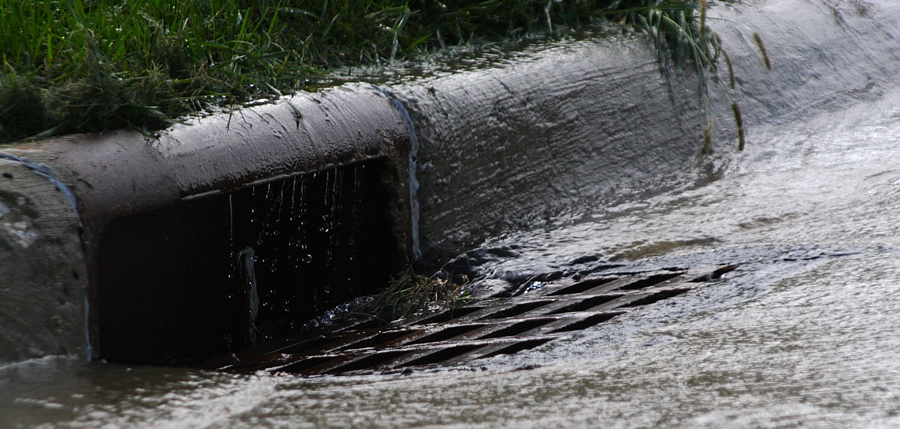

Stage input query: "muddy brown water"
[
  {"left": 5, "top": 0, "right": 900, "bottom": 424},
  {"left": 4, "top": 77, "right": 900, "bottom": 429}
]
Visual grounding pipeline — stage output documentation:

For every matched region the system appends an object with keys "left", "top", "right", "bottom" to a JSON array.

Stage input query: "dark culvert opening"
[{"left": 95, "top": 158, "right": 406, "bottom": 365}]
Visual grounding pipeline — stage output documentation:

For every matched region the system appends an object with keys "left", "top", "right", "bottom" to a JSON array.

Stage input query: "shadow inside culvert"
[{"left": 94, "top": 158, "right": 405, "bottom": 365}]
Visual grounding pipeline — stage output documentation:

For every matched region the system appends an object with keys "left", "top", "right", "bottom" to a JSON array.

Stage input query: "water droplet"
[{"left": 302, "top": 254, "right": 313, "bottom": 263}]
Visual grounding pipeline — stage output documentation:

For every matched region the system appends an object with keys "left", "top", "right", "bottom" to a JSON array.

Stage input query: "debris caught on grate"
[{"left": 203, "top": 265, "right": 737, "bottom": 376}]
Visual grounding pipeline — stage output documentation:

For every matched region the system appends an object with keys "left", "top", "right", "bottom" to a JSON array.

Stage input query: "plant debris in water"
[
  {"left": 349, "top": 268, "right": 472, "bottom": 325},
  {"left": 1, "top": 0, "right": 718, "bottom": 143}
]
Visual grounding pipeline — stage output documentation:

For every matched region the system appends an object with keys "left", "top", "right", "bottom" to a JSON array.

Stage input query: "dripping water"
[
  {"left": 237, "top": 246, "right": 259, "bottom": 345},
  {"left": 221, "top": 158, "right": 402, "bottom": 346}
]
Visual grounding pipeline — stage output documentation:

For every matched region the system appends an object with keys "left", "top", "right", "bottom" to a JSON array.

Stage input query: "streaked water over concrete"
[
  {"left": 4, "top": 58, "right": 900, "bottom": 429},
  {"left": 5, "top": 0, "right": 900, "bottom": 426}
]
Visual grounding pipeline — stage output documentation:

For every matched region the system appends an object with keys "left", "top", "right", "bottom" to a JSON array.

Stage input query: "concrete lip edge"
[
  {"left": 2, "top": 0, "right": 899, "bottom": 364},
  {"left": 1, "top": 84, "right": 415, "bottom": 363}
]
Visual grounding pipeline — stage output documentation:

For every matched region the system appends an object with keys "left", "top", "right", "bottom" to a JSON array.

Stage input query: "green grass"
[{"left": 0, "top": 0, "right": 714, "bottom": 143}]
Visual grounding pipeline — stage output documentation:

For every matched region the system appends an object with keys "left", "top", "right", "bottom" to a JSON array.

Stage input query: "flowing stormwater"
[
  {"left": 4, "top": 80, "right": 900, "bottom": 428},
  {"left": 5, "top": 1, "right": 900, "bottom": 425}
]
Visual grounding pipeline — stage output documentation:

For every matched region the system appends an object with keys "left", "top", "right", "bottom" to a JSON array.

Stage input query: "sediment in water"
[{"left": 2, "top": 0, "right": 899, "bottom": 364}]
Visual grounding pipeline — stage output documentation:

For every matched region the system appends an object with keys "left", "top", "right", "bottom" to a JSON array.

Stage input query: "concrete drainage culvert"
[{"left": 205, "top": 264, "right": 737, "bottom": 375}]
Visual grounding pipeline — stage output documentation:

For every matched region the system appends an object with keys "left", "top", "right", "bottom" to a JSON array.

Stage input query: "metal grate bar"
[{"left": 205, "top": 264, "right": 736, "bottom": 376}]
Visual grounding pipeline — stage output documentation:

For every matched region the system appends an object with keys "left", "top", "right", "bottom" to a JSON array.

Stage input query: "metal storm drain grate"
[{"left": 205, "top": 265, "right": 737, "bottom": 376}]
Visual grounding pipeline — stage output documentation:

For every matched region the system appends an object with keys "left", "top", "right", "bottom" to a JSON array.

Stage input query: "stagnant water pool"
[{"left": 4, "top": 73, "right": 900, "bottom": 429}]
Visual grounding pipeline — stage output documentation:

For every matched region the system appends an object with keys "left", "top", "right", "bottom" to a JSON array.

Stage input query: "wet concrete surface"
[
  {"left": 196, "top": 266, "right": 731, "bottom": 376},
  {"left": 0, "top": 159, "right": 87, "bottom": 362},
  {"left": 396, "top": 29, "right": 705, "bottom": 266},
  {"left": 398, "top": 0, "right": 900, "bottom": 268},
  {"left": 5, "top": 0, "right": 900, "bottom": 426},
  {"left": 4, "top": 0, "right": 898, "bottom": 368},
  {"left": 1, "top": 84, "right": 414, "bottom": 364},
  {"left": 4, "top": 57, "right": 900, "bottom": 429}
]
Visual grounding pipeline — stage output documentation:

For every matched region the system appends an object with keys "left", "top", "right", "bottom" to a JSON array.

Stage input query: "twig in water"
[
  {"left": 732, "top": 102, "right": 745, "bottom": 151},
  {"left": 702, "top": 120, "right": 713, "bottom": 155},
  {"left": 715, "top": 33, "right": 736, "bottom": 90},
  {"left": 753, "top": 32, "right": 772, "bottom": 70}
]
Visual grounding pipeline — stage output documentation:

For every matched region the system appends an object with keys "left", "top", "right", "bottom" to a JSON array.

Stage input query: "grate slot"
[
  {"left": 617, "top": 272, "right": 684, "bottom": 290},
  {"left": 623, "top": 288, "right": 691, "bottom": 307},
  {"left": 337, "top": 330, "right": 419, "bottom": 351},
  {"left": 205, "top": 264, "right": 724, "bottom": 375},
  {"left": 480, "top": 338, "right": 554, "bottom": 358},
  {"left": 479, "top": 300, "right": 554, "bottom": 320},
  {"left": 401, "top": 344, "right": 485, "bottom": 367},
  {"left": 551, "top": 312, "right": 624, "bottom": 333},
  {"left": 413, "top": 306, "right": 485, "bottom": 325},
  {"left": 478, "top": 318, "right": 556, "bottom": 340},
  {"left": 548, "top": 277, "right": 618, "bottom": 296},
  {"left": 214, "top": 353, "right": 290, "bottom": 372},
  {"left": 407, "top": 324, "right": 488, "bottom": 345},
  {"left": 327, "top": 350, "right": 411, "bottom": 374},
  {"left": 549, "top": 294, "right": 623, "bottom": 314},
  {"left": 273, "top": 355, "right": 343, "bottom": 374},
  {"left": 273, "top": 335, "right": 348, "bottom": 354}
]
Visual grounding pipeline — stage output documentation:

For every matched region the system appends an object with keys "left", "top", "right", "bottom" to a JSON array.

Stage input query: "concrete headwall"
[
  {"left": 1, "top": 86, "right": 413, "bottom": 363},
  {"left": 2, "top": 0, "right": 899, "bottom": 363},
  {"left": 705, "top": 0, "right": 900, "bottom": 142},
  {"left": 398, "top": 0, "right": 900, "bottom": 267},
  {"left": 0, "top": 157, "right": 87, "bottom": 362},
  {"left": 393, "top": 33, "right": 705, "bottom": 266}
]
